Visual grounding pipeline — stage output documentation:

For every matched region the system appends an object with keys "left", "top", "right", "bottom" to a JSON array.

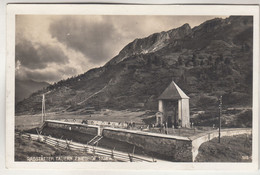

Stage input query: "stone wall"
[
  {"left": 102, "top": 127, "right": 193, "bottom": 162},
  {"left": 45, "top": 120, "right": 100, "bottom": 136},
  {"left": 43, "top": 120, "right": 252, "bottom": 162}
]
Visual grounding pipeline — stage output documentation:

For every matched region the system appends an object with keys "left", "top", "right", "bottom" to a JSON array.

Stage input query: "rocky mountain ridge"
[{"left": 107, "top": 23, "right": 192, "bottom": 65}]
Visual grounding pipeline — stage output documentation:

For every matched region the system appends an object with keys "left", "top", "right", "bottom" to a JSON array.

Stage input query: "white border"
[{"left": 5, "top": 4, "right": 260, "bottom": 172}]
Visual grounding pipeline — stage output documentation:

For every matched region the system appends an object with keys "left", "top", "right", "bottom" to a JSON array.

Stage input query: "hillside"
[
  {"left": 15, "top": 79, "right": 49, "bottom": 104},
  {"left": 15, "top": 16, "right": 253, "bottom": 117},
  {"left": 196, "top": 134, "right": 252, "bottom": 162}
]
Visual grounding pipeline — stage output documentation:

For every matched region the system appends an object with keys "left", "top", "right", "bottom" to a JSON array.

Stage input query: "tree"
[
  {"left": 192, "top": 54, "right": 198, "bottom": 66},
  {"left": 224, "top": 57, "right": 231, "bottom": 65},
  {"left": 178, "top": 56, "right": 183, "bottom": 66},
  {"left": 208, "top": 56, "right": 213, "bottom": 65}
]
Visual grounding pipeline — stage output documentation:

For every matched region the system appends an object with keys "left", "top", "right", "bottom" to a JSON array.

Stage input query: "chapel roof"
[{"left": 158, "top": 81, "right": 189, "bottom": 100}]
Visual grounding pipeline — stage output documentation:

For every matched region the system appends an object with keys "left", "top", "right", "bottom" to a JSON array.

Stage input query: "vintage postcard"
[{"left": 5, "top": 4, "right": 259, "bottom": 171}]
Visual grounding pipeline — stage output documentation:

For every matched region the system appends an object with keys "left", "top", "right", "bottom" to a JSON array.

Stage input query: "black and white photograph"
[{"left": 5, "top": 4, "right": 259, "bottom": 170}]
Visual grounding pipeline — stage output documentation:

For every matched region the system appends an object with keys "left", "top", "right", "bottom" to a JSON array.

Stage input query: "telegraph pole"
[
  {"left": 218, "top": 95, "right": 222, "bottom": 143},
  {"left": 42, "top": 94, "right": 46, "bottom": 123}
]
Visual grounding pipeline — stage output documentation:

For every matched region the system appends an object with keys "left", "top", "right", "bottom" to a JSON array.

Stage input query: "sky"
[{"left": 15, "top": 15, "right": 227, "bottom": 83}]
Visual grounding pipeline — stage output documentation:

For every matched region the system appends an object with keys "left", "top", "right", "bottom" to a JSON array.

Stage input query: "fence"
[{"left": 16, "top": 132, "right": 156, "bottom": 162}]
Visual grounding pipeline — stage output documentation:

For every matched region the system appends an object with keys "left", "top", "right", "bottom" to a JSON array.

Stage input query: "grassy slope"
[{"left": 196, "top": 134, "right": 252, "bottom": 162}]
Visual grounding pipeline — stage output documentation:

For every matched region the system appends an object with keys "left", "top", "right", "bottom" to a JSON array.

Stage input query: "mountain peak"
[
  {"left": 180, "top": 23, "right": 191, "bottom": 29},
  {"left": 107, "top": 23, "right": 192, "bottom": 65}
]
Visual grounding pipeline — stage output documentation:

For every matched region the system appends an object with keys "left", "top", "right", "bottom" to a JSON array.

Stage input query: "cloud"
[
  {"left": 15, "top": 38, "right": 69, "bottom": 69},
  {"left": 15, "top": 64, "right": 78, "bottom": 83},
  {"left": 58, "top": 65, "right": 78, "bottom": 76},
  {"left": 15, "top": 66, "right": 60, "bottom": 82},
  {"left": 15, "top": 36, "right": 78, "bottom": 83},
  {"left": 26, "top": 69, "right": 63, "bottom": 82},
  {"left": 49, "top": 16, "right": 124, "bottom": 64}
]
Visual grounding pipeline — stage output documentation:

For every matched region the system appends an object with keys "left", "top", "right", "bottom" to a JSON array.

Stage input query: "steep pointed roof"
[{"left": 158, "top": 81, "right": 189, "bottom": 100}]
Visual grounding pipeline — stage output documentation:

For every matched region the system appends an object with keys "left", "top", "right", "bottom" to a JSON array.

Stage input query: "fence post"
[
  {"left": 56, "top": 139, "right": 59, "bottom": 148},
  {"left": 132, "top": 145, "right": 135, "bottom": 156},
  {"left": 28, "top": 135, "right": 32, "bottom": 141},
  {"left": 111, "top": 149, "right": 114, "bottom": 159},
  {"left": 111, "top": 147, "right": 115, "bottom": 160},
  {"left": 84, "top": 146, "right": 88, "bottom": 153},
  {"left": 152, "top": 157, "right": 155, "bottom": 162},
  {"left": 37, "top": 135, "right": 41, "bottom": 142},
  {"left": 66, "top": 139, "right": 71, "bottom": 150},
  {"left": 44, "top": 135, "right": 48, "bottom": 143},
  {"left": 128, "top": 153, "right": 133, "bottom": 162},
  {"left": 92, "top": 146, "right": 95, "bottom": 157}
]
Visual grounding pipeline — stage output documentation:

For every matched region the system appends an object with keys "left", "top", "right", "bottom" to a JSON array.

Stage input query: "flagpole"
[{"left": 43, "top": 94, "right": 45, "bottom": 121}]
